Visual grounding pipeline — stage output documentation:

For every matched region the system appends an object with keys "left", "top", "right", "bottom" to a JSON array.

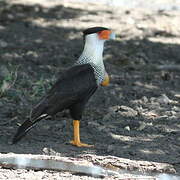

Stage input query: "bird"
[{"left": 12, "top": 27, "right": 115, "bottom": 147}]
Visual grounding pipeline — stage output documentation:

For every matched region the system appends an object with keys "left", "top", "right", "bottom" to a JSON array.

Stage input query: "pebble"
[
  {"left": 0, "top": 40, "right": 8, "bottom": 48},
  {"left": 116, "top": 105, "right": 138, "bottom": 117},
  {"left": 124, "top": 126, "right": 130, "bottom": 131},
  {"left": 157, "top": 94, "right": 172, "bottom": 104}
]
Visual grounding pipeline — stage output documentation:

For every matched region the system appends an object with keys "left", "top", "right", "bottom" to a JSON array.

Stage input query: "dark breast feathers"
[{"left": 31, "top": 63, "right": 98, "bottom": 121}]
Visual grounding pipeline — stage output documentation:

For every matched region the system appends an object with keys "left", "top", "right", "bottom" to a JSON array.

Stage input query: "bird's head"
[
  {"left": 81, "top": 27, "right": 115, "bottom": 59},
  {"left": 77, "top": 27, "right": 115, "bottom": 85},
  {"left": 83, "top": 27, "right": 115, "bottom": 42}
]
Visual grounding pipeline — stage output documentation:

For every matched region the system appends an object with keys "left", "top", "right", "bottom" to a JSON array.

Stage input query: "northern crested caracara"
[{"left": 12, "top": 27, "right": 115, "bottom": 147}]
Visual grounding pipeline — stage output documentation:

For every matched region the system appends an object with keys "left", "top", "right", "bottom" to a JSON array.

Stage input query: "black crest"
[{"left": 83, "top": 27, "right": 109, "bottom": 36}]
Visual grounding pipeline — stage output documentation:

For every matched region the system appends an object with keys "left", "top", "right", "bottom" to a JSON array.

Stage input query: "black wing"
[
  {"left": 31, "top": 63, "right": 98, "bottom": 119},
  {"left": 12, "top": 64, "right": 98, "bottom": 143}
]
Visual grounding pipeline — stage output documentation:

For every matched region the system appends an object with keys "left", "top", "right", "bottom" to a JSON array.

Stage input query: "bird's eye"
[{"left": 98, "top": 30, "right": 111, "bottom": 40}]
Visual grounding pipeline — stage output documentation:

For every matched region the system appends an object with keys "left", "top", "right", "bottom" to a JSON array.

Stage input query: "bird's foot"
[{"left": 70, "top": 140, "right": 94, "bottom": 147}]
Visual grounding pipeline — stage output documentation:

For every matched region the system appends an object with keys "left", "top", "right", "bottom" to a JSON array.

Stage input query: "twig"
[
  {"left": 0, "top": 153, "right": 158, "bottom": 179},
  {"left": 0, "top": 65, "right": 20, "bottom": 97},
  {"left": 0, "top": 153, "right": 115, "bottom": 178},
  {"left": 10, "top": 65, "right": 20, "bottom": 88}
]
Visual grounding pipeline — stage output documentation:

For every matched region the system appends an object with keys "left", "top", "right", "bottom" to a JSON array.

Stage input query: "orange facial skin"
[{"left": 98, "top": 30, "right": 111, "bottom": 40}]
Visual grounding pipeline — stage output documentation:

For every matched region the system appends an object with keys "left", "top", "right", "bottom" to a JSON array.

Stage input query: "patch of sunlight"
[
  {"left": 110, "top": 133, "right": 152, "bottom": 142},
  {"left": 29, "top": 18, "right": 52, "bottom": 28},
  {"left": 148, "top": 37, "right": 180, "bottom": 45},
  {"left": 8, "top": 0, "right": 64, "bottom": 8},
  {"left": 29, "top": 18, "right": 74, "bottom": 30},
  {"left": 29, "top": 17, "right": 117, "bottom": 35},
  {"left": 9, "top": 0, "right": 121, "bottom": 32},
  {"left": 28, "top": 18, "right": 81, "bottom": 40},
  {"left": 174, "top": 94, "right": 180, "bottom": 98},
  {"left": 134, "top": 81, "right": 158, "bottom": 90},
  {"left": 139, "top": 148, "right": 166, "bottom": 155}
]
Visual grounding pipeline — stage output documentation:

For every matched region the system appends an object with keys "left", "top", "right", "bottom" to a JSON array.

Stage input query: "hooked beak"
[{"left": 109, "top": 32, "right": 116, "bottom": 40}]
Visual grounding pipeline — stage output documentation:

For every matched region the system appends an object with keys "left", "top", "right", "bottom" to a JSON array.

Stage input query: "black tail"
[
  {"left": 12, "top": 115, "right": 48, "bottom": 144},
  {"left": 12, "top": 120, "right": 35, "bottom": 144}
]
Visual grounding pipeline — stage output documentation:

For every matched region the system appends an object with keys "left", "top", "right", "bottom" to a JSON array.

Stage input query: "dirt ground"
[{"left": 0, "top": 0, "right": 180, "bottom": 179}]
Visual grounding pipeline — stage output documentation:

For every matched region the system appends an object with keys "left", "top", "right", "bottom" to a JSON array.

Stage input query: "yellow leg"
[
  {"left": 101, "top": 74, "right": 109, "bottom": 86},
  {"left": 70, "top": 120, "right": 93, "bottom": 147}
]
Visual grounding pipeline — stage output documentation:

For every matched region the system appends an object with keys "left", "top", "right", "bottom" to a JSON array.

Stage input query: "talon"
[
  {"left": 70, "top": 120, "right": 94, "bottom": 148},
  {"left": 70, "top": 140, "right": 94, "bottom": 147}
]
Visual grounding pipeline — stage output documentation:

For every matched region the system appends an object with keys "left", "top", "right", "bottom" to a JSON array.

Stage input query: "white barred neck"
[
  {"left": 77, "top": 33, "right": 105, "bottom": 66},
  {"left": 75, "top": 33, "right": 106, "bottom": 85}
]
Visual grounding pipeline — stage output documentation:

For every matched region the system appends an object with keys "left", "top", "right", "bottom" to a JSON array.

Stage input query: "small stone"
[
  {"left": 166, "top": 111, "right": 176, "bottom": 116},
  {"left": 142, "top": 96, "right": 149, "bottom": 104},
  {"left": 118, "top": 105, "right": 138, "bottom": 117},
  {"left": 35, "top": 39, "right": 43, "bottom": 43},
  {"left": 0, "top": 25, "right": 5, "bottom": 30},
  {"left": 172, "top": 106, "right": 180, "bottom": 112},
  {"left": 138, "top": 122, "right": 146, "bottom": 131},
  {"left": 0, "top": 40, "right": 8, "bottom": 48},
  {"left": 161, "top": 71, "right": 172, "bottom": 81},
  {"left": 88, "top": 121, "right": 100, "bottom": 127},
  {"left": 1, "top": 81, "right": 10, "bottom": 93},
  {"left": 175, "top": 93, "right": 180, "bottom": 98},
  {"left": 124, "top": 126, "right": 130, "bottom": 131},
  {"left": 157, "top": 94, "right": 171, "bottom": 104},
  {"left": 109, "top": 105, "right": 138, "bottom": 117},
  {"left": 107, "top": 145, "right": 114, "bottom": 152},
  {"left": 42, "top": 147, "right": 49, "bottom": 154}
]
